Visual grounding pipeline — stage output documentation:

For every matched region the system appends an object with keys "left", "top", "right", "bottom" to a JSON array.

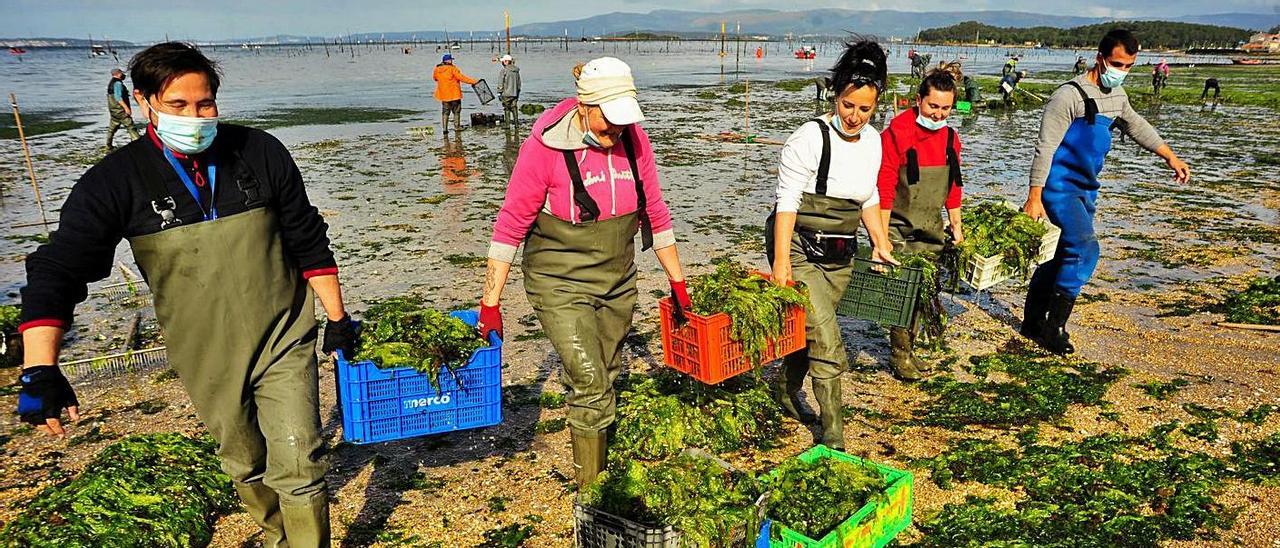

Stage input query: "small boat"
[
  {"left": 1232, "top": 57, "right": 1262, "bottom": 65},
  {"left": 8, "top": 47, "right": 26, "bottom": 55},
  {"left": 91, "top": 44, "right": 107, "bottom": 56},
  {"left": 794, "top": 46, "right": 816, "bottom": 60}
]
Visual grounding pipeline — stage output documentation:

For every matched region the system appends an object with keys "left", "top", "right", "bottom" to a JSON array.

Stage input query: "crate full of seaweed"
[
  {"left": 660, "top": 260, "right": 808, "bottom": 385},
  {"left": 336, "top": 299, "right": 502, "bottom": 444},
  {"left": 954, "top": 201, "right": 1060, "bottom": 291},
  {"left": 758, "top": 445, "right": 912, "bottom": 548}
]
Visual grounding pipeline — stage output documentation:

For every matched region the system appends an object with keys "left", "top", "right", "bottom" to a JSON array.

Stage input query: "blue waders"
[{"left": 1024, "top": 82, "right": 1111, "bottom": 354}]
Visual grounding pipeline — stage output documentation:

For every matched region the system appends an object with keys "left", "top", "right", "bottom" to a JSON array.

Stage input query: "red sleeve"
[
  {"left": 18, "top": 318, "right": 67, "bottom": 333},
  {"left": 945, "top": 133, "right": 963, "bottom": 209},
  {"left": 877, "top": 125, "right": 902, "bottom": 211},
  {"left": 302, "top": 267, "right": 339, "bottom": 279}
]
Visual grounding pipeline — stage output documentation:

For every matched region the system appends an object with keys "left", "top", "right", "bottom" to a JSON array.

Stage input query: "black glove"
[
  {"left": 322, "top": 315, "right": 361, "bottom": 360},
  {"left": 17, "top": 366, "right": 79, "bottom": 427}
]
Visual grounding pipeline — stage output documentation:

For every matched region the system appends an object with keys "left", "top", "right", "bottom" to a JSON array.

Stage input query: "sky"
[{"left": 3, "top": 0, "right": 1277, "bottom": 42}]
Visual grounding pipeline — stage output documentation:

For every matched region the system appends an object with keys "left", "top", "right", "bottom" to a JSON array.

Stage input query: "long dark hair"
[{"left": 829, "top": 39, "right": 887, "bottom": 98}]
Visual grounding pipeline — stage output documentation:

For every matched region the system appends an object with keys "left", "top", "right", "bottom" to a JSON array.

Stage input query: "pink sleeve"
[
  {"left": 633, "top": 126, "right": 674, "bottom": 234},
  {"left": 490, "top": 138, "right": 550, "bottom": 247}
]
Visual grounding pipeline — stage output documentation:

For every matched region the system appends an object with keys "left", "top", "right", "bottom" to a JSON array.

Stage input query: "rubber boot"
[
  {"left": 1021, "top": 277, "right": 1053, "bottom": 340},
  {"left": 773, "top": 352, "right": 817, "bottom": 423},
  {"left": 441, "top": 109, "right": 451, "bottom": 134},
  {"left": 279, "top": 490, "right": 331, "bottom": 548},
  {"left": 235, "top": 481, "right": 287, "bottom": 548},
  {"left": 1038, "top": 290, "right": 1077, "bottom": 355},
  {"left": 889, "top": 327, "right": 925, "bottom": 382},
  {"left": 571, "top": 430, "right": 607, "bottom": 489},
  {"left": 811, "top": 376, "right": 845, "bottom": 450}
]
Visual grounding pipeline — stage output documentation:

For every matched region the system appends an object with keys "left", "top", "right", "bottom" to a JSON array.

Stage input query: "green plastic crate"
[
  {"left": 836, "top": 257, "right": 923, "bottom": 328},
  {"left": 765, "top": 445, "right": 913, "bottom": 548}
]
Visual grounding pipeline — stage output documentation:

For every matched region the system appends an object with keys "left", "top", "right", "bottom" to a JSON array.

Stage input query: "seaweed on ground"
[
  {"left": 1219, "top": 275, "right": 1280, "bottom": 325},
  {"left": 916, "top": 351, "right": 1126, "bottom": 430},
  {"left": 611, "top": 371, "right": 784, "bottom": 462},
  {"left": 0, "top": 433, "right": 236, "bottom": 547}
]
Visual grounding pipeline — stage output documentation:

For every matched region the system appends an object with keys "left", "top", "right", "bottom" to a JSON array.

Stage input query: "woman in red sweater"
[{"left": 877, "top": 69, "right": 965, "bottom": 381}]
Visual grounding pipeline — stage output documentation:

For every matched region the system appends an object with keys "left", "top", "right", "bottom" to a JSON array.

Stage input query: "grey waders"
[
  {"left": 522, "top": 128, "right": 655, "bottom": 487},
  {"left": 765, "top": 118, "right": 862, "bottom": 450},
  {"left": 885, "top": 124, "right": 963, "bottom": 381},
  {"left": 125, "top": 146, "right": 330, "bottom": 547}
]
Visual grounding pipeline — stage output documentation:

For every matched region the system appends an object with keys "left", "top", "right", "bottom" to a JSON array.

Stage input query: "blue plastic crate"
[{"left": 336, "top": 310, "right": 503, "bottom": 444}]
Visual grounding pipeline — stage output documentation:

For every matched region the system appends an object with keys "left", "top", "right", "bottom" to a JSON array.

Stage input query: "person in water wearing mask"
[
  {"left": 876, "top": 68, "right": 965, "bottom": 381},
  {"left": 768, "top": 40, "right": 897, "bottom": 450},
  {"left": 479, "top": 57, "right": 689, "bottom": 488},
  {"left": 1022, "top": 29, "right": 1190, "bottom": 355},
  {"left": 498, "top": 54, "right": 521, "bottom": 127},
  {"left": 17, "top": 42, "right": 358, "bottom": 546}
]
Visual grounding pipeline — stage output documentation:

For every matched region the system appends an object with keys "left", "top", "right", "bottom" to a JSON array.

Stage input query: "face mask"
[
  {"left": 831, "top": 114, "right": 862, "bottom": 138},
  {"left": 582, "top": 129, "right": 605, "bottom": 148},
  {"left": 1099, "top": 65, "right": 1128, "bottom": 89},
  {"left": 150, "top": 101, "right": 218, "bottom": 154},
  {"left": 916, "top": 112, "right": 947, "bottom": 131}
]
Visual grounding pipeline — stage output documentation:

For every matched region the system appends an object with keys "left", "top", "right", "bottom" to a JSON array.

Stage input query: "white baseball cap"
[
  {"left": 576, "top": 57, "right": 644, "bottom": 125},
  {"left": 500, "top": 54, "right": 513, "bottom": 62}
]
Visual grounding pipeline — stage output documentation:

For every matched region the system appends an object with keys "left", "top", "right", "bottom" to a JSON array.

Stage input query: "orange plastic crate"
[{"left": 658, "top": 294, "right": 807, "bottom": 385}]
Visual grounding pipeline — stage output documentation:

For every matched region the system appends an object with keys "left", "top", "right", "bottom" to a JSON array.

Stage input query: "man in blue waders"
[{"left": 1021, "top": 29, "right": 1190, "bottom": 354}]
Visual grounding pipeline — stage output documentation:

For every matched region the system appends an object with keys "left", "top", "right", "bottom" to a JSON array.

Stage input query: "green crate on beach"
[
  {"left": 836, "top": 257, "right": 923, "bottom": 328},
  {"left": 764, "top": 445, "right": 913, "bottom": 548}
]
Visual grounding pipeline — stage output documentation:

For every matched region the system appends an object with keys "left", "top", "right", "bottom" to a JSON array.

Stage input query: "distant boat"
[
  {"left": 91, "top": 44, "right": 107, "bottom": 56},
  {"left": 8, "top": 47, "right": 26, "bottom": 55},
  {"left": 1232, "top": 57, "right": 1263, "bottom": 65}
]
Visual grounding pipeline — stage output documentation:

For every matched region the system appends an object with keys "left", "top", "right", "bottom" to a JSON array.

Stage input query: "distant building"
[{"left": 1242, "top": 33, "right": 1280, "bottom": 53}]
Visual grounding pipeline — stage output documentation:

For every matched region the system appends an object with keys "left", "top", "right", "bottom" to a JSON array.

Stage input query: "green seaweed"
[
  {"left": 690, "top": 258, "right": 808, "bottom": 368},
  {"left": 352, "top": 298, "right": 487, "bottom": 389},
  {"left": 762, "top": 454, "right": 888, "bottom": 541},
  {"left": 0, "top": 433, "right": 236, "bottom": 547},
  {"left": 916, "top": 351, "right": 1125, "bottom": 430},
  {"left": 1134, "top": 378, "right": 1192, "bottom": 401},
  {"left": 223, "top": 107, "right": 415, "bottom": 130}
]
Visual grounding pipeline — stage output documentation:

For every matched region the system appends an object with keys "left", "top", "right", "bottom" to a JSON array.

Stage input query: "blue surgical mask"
[
  {"left": 1099, "top": 65, "right": 1128, "bottom": 89},
  {"left": 151, "top": 101, "right": 218, "bottom": 154},
  {"left": 582, "top": 129, "right": 604, "bottom": 149},
  {"left": 916, "top": 112, "right": 947, "bottom": 131}
]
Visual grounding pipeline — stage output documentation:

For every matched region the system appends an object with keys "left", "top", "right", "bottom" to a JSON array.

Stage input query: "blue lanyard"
[{"left": 161, "top": 148, "right": 217, "bottom": 221}]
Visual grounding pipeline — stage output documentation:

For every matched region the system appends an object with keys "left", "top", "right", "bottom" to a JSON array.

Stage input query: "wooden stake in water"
[
  {"left": 9, "top": 94, "right": 51, "bottom": 234},
  {"left": 744, "top": 77, "right": 750, "bottom": 141}
]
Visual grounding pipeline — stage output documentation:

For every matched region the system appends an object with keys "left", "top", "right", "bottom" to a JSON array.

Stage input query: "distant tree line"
[{"left": 919, "top": 20, "right": 1252, "bottom": 50}]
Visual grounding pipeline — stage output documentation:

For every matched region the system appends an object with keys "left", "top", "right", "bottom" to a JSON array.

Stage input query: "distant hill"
[{"left": 919, "top": 21, "right": 1253, "bottom": 49}]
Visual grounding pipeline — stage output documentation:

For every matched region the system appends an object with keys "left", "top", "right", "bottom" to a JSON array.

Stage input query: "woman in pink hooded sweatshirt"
[{"left": 477, "top": 57, "right": 689, "bottom": 487}]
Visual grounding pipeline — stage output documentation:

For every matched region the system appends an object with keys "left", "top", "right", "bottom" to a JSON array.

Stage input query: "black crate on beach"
[{"left": 574, "top": 503, "right": 680, "bottom": 548}]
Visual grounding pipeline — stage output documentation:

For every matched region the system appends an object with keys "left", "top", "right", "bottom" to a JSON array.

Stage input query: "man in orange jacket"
[{"left": 433, "top": 53, "right": 478, "bottom": 133}]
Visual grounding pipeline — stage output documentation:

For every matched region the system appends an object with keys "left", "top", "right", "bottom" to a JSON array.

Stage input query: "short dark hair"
[
  {"left": 830, "top": 39, "right": 887, "bottom": 98},
  {"left": 918, "top": 69, "right": 958, "bottom": 98},
  {"left": 128, "top": 42, "right": 221, "bottom": 99},
  {"left": 1098, "top": 29, "right": 1139, "bottom": 57}
]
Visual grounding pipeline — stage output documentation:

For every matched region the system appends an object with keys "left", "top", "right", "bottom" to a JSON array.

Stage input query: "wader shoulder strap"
[
  {"left": 225, "top": 149, "right": 269, "bottom": 208},
  {"left": 560, "top": 150, "right": 600, "bottom": 222},
  {"left": 1063, "top": 81, "right": 1097, "bottom": 125},
  {"left": 905, "top": 147, "right": 920, "bottom": 185},
  {"left": 122, "top": 144, "right": 182, "bottom": 230},
  {"left": 946, "top": 128, "right": 963, "bottom": 188},
  {"left": 810, "top": 118, "right": 831, "bottom": 196},
  {"left": 619, "top": 128, "right": 654, "bottom": 251}
]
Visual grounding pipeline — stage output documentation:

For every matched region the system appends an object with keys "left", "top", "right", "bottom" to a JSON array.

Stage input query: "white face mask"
[
  {"left": 150, "top": 100, "right": 218, "bottom": 154},
  {"left": 831, "top": 114, "right": 863, "bottom": 138},
  {"left": 916, "top": 112, "right": 947, "bottom": 131}
]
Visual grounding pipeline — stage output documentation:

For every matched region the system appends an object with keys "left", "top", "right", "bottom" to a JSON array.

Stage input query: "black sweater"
[{"left": 20, "top": 124, "right": 336, "bottom": 327}]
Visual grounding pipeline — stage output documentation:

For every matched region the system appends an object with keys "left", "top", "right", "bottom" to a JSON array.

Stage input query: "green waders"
[
  {"left": 523, "top": 212, "right": 639, "bottom": 487},
  {"left": 768, "top": 192, "right": 862, "bottom": 450},
  {"left": 106, "top": 97, "right": 139, "bottom": 149},
  {"left": 886, "top": 127, "right": 961, "bottom": 381},
  {"left": 130, "top": 208, "right": 330, "bottom": 548}
]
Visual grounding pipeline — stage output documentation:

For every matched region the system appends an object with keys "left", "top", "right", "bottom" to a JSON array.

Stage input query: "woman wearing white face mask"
[
  {"left": 767, "top": 40, "right": 897, "bottom": 451},
  {"left": 876, "top": 68, "right": 966, "bottom": 381},
  {"left": 17, "top": 42, "right": 356, "bottom": 546}
]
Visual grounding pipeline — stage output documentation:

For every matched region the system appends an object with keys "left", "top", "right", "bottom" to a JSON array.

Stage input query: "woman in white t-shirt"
[{"left": 766, "top": 40, "right": 896, "bottom": 451}]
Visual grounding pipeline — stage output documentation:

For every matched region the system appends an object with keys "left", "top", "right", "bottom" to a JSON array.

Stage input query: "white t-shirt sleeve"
[
  {"left": 857, "top": 129, "right": 882, "bottom": 209},
  {"left": 775, "top": 122, "right": 819, "bottom": 213}
]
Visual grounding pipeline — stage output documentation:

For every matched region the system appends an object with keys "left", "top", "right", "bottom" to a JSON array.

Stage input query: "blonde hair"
[{"left": 572, "top": 62, "right": 586, "bottom": 80}]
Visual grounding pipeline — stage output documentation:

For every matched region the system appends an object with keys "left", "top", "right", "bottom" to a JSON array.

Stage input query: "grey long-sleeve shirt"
[{"left": 1029, "top": 73, "right": 1165, "bottom": 187}]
